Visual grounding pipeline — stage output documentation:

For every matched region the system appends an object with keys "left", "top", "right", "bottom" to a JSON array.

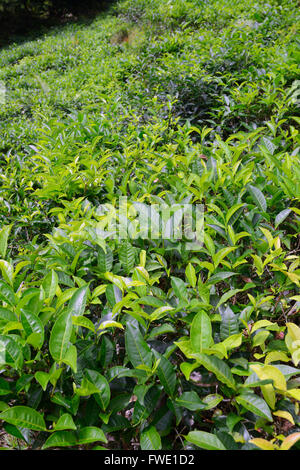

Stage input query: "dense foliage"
[{"left": 0, "top": 0, "right": 299, "bottom": 451}]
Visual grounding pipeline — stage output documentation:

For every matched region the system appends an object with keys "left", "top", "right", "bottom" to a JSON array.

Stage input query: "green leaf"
[
  {"left": 72, "top": 315, "right": 95, "bottom": 332},
  {"left": 62, "top": 345, "right": 77, "bottom": 373},
  {"left": 206, "top": 271, "right": 237, "bottom": 285},
  {"left": 136, "top": 296, "right": 165, "bottom": 308},
  {"left": 85, "top": 369, "right": 110, "bottom": 411},
  {"left": 185, "top": 263, "right": 197, "bottom": 287},
  {"left": 226, "top": 204, "right": 245, "bottom": 225},
  {"left": 134, "top": 384, "right": 152, "bottom": 406},
  {"left": 49, "top": 310, "right": 73, "bottom": 363},
  {"left": 21, "top": 308, "right": 44, "bottom": 349},
  {"left": 78, "top": 426, "right": 107, "bottom": 445},
  {"left": 107, "top": 366, "right": 147, "bottom": 382},
  {"left": 261, "top": 137, "right": 276, "bottom": 155},
  {"left": 75, "top": 377, "right": 100, "bottom": 396},
  {"left": 221, "top": 333, "right": 242, "bottom": 353},
  {"left": 0, "top": 406, "right": 46, "bottom": 431},
  {"left": 0, "top": 225, "right": 12, "bottom": 259},
  {"left": 34, "top": 371, "right": 49, "bottom": 391},
  {"left": 68, "top": 285, "right": 89, "bottom": 316},
  {"left": 149, "top": 306, "right": 174, "bottom": 322},
  {"left": 125, "top": 321, "right": 152, "bottom": 369},
  {"left": 175, "top": 339, "right": 195, "bottom": 359},
  {"left": 0, "top": 281, "right": 16, "bottom": 306},
  {"left": 3, "top": 423, "right": 29, "bottom": 443},
  {"left": 280, "top": 432, "right": 300, "bottom": 450},
  {"left": 248, "top": 437, "right": 274, "bottom": 450},
  {"left": 140, "top": 426, "right": 162, "bottom": 450},
  {"left": 98, "top": 320, "right": 124, "bottom": 331},
  {"left": 0, "top": 308, "right": 18, "bottom": 323},
  {"left": 147, "top": 323, "right": 176, "bottom": 339},
  {"left": 275, "top": 208, "right": 291, "bottom": 228},
  {"left": 192, "top": 353, "right": 236, "bottom": 390},
  {"left": 106, "top": 284, "right": 122, "bottom": 308},
  {"left": 171, "top": 276, "right": 188, "bottom": 301},
  {"left": 202, "top": 394, "right": 223, "bottom": 410},
  {"left": 0, "top": 334, "right": 23, "bottom": 369},
  {"left": 220, "top": 306, "right": 239, "bottom": 340},
  {"left": 55, "top": 413, "right": 76, "bottom": 431},
  {"left": 247, "top": 184, "right": 267, "bottom": 212},
  {"left": 204, "top": 232, "right": 215, "bottom": 256},
  {"left": 97, "top": 246, "right": 113, "bottom": 273},
  {"left": 42, "top": 270, "right": 58, "bottom": 301},
  {"left": 119, "top": 241, "right": 135, "bottom": 274},
  {"left": 56, "top": 288, "right": 77, "bottom": 309},
  {"left": 176, "top": 391, "right": 206, "bottom": 411},
  {"left": 50, "top": 394, "right": 70, "bottom": 414},
  {"left": 2, "top": 320, "right": 22, "bottom": 335},
  {"left": 236, "top": 392, "right": 273, "bottom": 421},
  {"left": 153, "top": 350, "right": 176, "bottom": 397},
  {"left": 0, "top": 260, "right": 13, "bottom": 286},
  {"left": 132, "top": 386, "right": 160, "bottom": 426},
  {"left": 252, "top": 330, "right": 269, "bottom": 347},
  {"left": 217, "top": 289, "right": 242, "bottom": 309},
  {"left": 180, "top": 362, "right": 199, "bottom": 381},
  {"left": 42, "top": 431, "right": 77, "bottom": 449},
  {"left": 185, "top": 430, "right": 226, "bottom": 450},
  {"left": 190, "top": 310, "right": 213, "bottom": 353},
  {"left": 212, "top": 246, "right": 237, "bottom": 269},
  {"left": 0, "top": 377, "right": 10, "bottom": 396}
]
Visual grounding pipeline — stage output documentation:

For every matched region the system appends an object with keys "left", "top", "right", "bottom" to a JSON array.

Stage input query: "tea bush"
[{"left": 0, "top": 0, "right": 299, "bottom": 451}]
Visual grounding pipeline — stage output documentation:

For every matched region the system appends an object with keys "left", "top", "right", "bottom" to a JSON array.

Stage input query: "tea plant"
[{"left": 0, "top": 0, "right": 299, "bottom": 450}]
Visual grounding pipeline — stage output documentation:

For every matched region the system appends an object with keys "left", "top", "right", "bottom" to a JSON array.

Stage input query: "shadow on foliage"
[{"left": 0, "top": 0, "right": 117, "bottom": 48}]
